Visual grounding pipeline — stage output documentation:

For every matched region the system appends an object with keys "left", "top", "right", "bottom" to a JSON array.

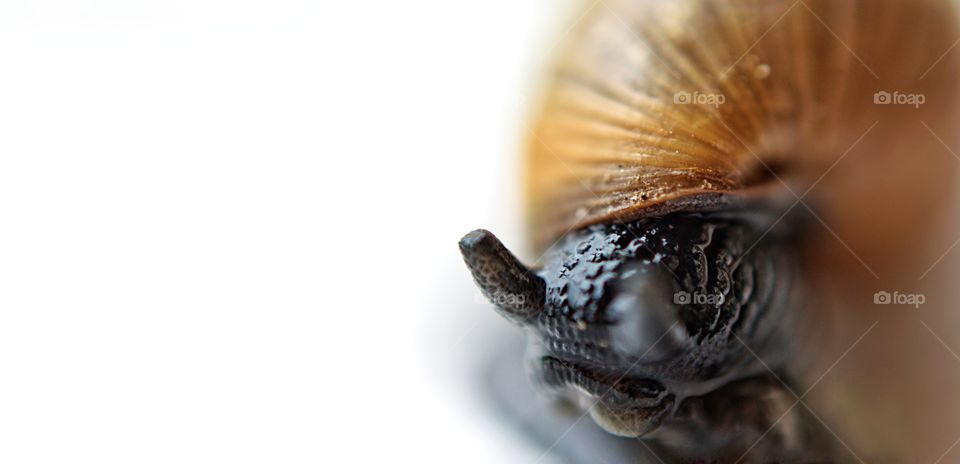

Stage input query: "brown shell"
[{"left": 526, "top": 0, "right": 960, "bottom": 253}]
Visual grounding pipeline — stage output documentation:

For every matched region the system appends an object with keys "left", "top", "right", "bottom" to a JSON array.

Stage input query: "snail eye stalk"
[{"left": 459, "top": 229, "right": 545, "bottom": 324}]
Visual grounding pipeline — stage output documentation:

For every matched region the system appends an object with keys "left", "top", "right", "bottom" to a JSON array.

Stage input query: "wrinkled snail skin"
[
  {"left": 526, "top": 212, "right": 820, "bottom": 459},
  {"left": 462, "top": 0, "right": 960, "bottom": 461},
  {"left": 462, "top": 212, "right": 822, "bottom": 460}
]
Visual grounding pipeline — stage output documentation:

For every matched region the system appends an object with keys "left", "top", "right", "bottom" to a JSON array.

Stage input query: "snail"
[{"left": 461, "top": 0, "right": 960, "bottom": 461}]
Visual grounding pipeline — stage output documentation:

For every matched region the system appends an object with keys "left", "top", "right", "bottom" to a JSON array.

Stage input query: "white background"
[{"left": 0, "top": 0, "right": 580, "bottom": 462}]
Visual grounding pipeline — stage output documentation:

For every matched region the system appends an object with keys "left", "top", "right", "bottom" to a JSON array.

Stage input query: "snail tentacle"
[{"left": 459, "top": 229, "right": 546, "bottom": 324}]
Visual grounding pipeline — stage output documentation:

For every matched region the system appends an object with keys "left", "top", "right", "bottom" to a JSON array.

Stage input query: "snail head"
[{"left": 460, "top": 212, "right": 807, "bottom": 454}]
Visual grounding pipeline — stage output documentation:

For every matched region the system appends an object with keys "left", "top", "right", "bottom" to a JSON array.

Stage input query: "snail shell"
[{"left": 526, "top": 0, "right": 960, "bottom": 266}]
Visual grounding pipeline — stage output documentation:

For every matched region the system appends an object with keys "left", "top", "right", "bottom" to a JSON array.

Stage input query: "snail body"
[{"left": 462, "top": 0, "right": 960, "bottom": 461}]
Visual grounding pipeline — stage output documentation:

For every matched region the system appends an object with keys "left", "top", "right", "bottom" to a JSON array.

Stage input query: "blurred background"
[
  {"left": 4, "top": 1, "right": 960, "bottom": 462},
  {"left": 0, "top": 0, "right": 581, "bottom": 462}
]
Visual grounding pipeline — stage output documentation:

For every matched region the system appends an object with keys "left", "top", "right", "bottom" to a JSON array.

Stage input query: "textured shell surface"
[{"left": 526, "top": 0, "right": 960, "bottom": 254}]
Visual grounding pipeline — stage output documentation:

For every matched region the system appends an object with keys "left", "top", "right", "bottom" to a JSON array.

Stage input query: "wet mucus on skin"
[{"left": 530, "top": 212, "right": 795, "bottom": 385}]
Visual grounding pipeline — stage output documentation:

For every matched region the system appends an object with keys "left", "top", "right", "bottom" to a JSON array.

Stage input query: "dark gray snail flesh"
[{"left": 460, "top": 212, "right": 832, "bottom": 460}]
